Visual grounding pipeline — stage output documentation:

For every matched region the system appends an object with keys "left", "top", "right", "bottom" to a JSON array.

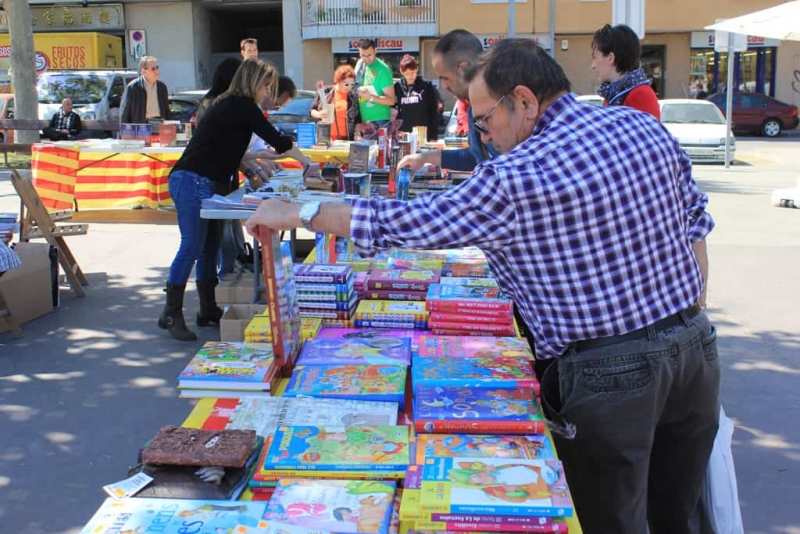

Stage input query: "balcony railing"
[{"left": 302, "top": 0, "right": 437, "bottom": 39}]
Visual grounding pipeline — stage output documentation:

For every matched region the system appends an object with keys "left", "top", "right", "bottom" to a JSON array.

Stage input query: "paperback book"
[
  {"left": 298, "top": 337, "right": 412, "bottom": 366},
  {"left": 264, "top": 479, "right": 396, "bottom": 534},
  {"left": 413, "top": 386, "right": 545, "bottom": 434},
  {"left": 410, "top": 356, "right": 535, "bottom": 389},
  {"left": 284, "top": 365, "right": 407, "bottom": 403},
  {"left": 259, "top": 425, "right": 409, "bottom": 473},
  {"left": 79, "top": 497, "right": 267, "bottom": 534},
  {"left": 419, "top": 457, "right": 573, "bottom": 517}
]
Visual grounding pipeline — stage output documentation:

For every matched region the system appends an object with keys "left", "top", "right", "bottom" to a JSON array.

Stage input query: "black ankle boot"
[
  {"left": 158, "top": 283, "right": 197, "bottom": 341},
  {"left": 196, "top": 278, "right": 223, "bottom": 327}
]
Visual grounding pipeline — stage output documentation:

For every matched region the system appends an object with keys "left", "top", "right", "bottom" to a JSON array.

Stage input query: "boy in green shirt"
[{"left": 356, "top": 39, "right": 396, "bottom": 123}]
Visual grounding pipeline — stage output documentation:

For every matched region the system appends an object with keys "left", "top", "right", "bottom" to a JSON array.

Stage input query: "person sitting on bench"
[{"left": 43, "top": 98, "right": 82, "bottom": 140}]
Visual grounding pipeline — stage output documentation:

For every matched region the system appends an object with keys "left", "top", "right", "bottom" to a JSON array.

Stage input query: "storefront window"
[{"left": 690, "top": 48, "right": 775, "bottom": 98}]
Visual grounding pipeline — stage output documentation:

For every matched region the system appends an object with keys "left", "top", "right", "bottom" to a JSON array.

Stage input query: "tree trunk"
[{"left": 5, "top": 0, "right": 40, "bottom": 144}]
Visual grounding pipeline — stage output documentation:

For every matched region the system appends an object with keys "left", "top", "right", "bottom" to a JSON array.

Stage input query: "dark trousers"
[
  {"left": 42, "top": 127, "right": 68, "bottom": 140},
  {"left": 540, "top": 309, "right": 720, "bottom": 534}
]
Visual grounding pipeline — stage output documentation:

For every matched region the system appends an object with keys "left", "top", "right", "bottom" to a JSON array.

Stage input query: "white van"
[{"left": 37, "top": 69, "right": 139, "bottom": 122}]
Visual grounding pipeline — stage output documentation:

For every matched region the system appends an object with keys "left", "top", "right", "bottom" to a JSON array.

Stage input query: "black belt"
[{"left": 574, "top": 303, "right": 703, "bottom": 352}]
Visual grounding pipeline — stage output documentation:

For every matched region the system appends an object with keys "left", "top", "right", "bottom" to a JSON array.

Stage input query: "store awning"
[{"left": 705, "top": 1, "right": 800, "bottom": 41}]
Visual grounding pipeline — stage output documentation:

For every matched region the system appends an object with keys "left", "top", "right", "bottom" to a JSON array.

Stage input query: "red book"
[
  {"left": 367, "top": 269, "right": 440, "bottom": 291},
  {"left": 429, "top": 319, "right": 516, "bottom": 336},
  {"left": 429, "top": 311, "right": 513, "bottom": 325}
]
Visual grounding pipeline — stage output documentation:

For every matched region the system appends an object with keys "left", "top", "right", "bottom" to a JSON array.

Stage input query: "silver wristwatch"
[{"left": 299, "top": 201, "right": 322, "bottom": 232}]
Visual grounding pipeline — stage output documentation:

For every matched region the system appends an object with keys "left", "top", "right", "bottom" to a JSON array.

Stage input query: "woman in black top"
[
  {"left": 159, "top": 59, "right": 310, "bottom": 341},
  {"left": 394, "top": 55, "right": 439, "bottom": 142}
]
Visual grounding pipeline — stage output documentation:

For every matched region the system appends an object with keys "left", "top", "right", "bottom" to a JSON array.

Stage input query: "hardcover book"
[
  {"left": 410, "top": 356, "right": 535, "bottom": 389},
  {"left": 264, "top": 479, "right": 396, "bottom": 534},
  {"left": 298, "top": 292, "right": 359, "bottom": 311},
  {"left": 234, "top": 520, "right": 332, "bottom": 534},
  {"left": 367, "top": 269, "right": 440, "bottom": 292},
  {"left": 315, "top": 328, "right": 421, "bottom": 353},
  {"left": 293, "top": 263, "right": 353, "bottom": 284},
  {"left": 177, "top": 342, "right": 277, "bottom": 391},
  {"left": 419, "top": 457, "right": 573, "bottom": 517},
  {"left": 79, "top": 497, "right": 268, "bottom": 534},
  {"left": 260, "top": 232, "right": 301, "bottom": 368},
  {"left": 425, "top": 284, "right": 513, "bottom": 313},
  {"left": 259, "top": 425, "right": 409, "bottom": 473},
  {"left": 361, "top": 289, "right": 427, "bottom": 301},
  {"left": 428, "top": 312, "right": 512, "bottom": 325},
  {"left": 413, "top": 434, "right": 555, "bottom": 464},
  {"left": 428, "top": 320, "right": 515, "bottom": 336},
  {"left": 355, "top": 300, "right": 429, "bottom": 322},
  {"left": 141, "top": 426, "right": 257, "bottom": 467},
  {"left": 298, "top": 337, "right": 412, "bottom": 366},
  {"left": 438, "top": 277, "right": 499, "bottom": 289},
  {"left": 284, "top": 365, "right": 407, "bottom": 403},
  {"left": 416, "top": 336, "right": 532, "bottom": 359},
  {"left": 354, "top": 319, "right": 428, "bottom": 330},
  {"left": 440, "top": 262, "right": 492, "bottom": 279},
  {"left": 295, "top": 278, "right": 356, "bottom": 294},
  {"left": 413, "top": 386, "right": 545, "bottom": 434}
]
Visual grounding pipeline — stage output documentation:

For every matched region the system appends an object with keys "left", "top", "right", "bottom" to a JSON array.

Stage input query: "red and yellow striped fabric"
[{"left": 31, "top": 145, "right": 80, "bottom": 211}]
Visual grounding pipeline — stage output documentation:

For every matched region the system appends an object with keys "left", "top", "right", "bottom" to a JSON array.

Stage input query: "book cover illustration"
[
  {"left": 234, "top": 519, "right": 332, "bottom": 534},
  {"left": 413, "top": 386, "right": 545, "bottom": 434},
  {"left": 298, "top": 337, "right": 412, "bottom": 366},
  {"left": 367, "top": 269, "right": 440, "bottom": 291},
  {"left": 78, "top": 497, "right": 268, "bottom": 534},
  {"left": 440, "top": 262, "right": 492, "bottom": 279},
  {"left": 419, "top": 457, "right": 573, "bottom": 517},
  {"left": 261, "top": 425, "right": 409, "bottom": 472},
  {"left": 315, "top": 327, "right": 421, "bottom": 353},
  {"left": 264, "top": 479, "right": 396, "bottom": 534},
  {"left": 293, "top": 263, "right": 353, "bottom": 284},
  {"left": 178, "top": 342, "right": 275, "bottom": 390},
  {"left": 355, "top": 301, "right": 429, "bottom": 322},
  {"left": 414, "top": 434, "right": 555, "bottom": 464},
  {"left": 425, "top": 284, "right": 512, "bottom": 312},
  {"left": 438, "top": 277, "right": 499, "bottom": 289},
  {"left": 284, "top": 365, "right": 407, "bottom": 403},
  {"left": 410, "top": 357, "right": 535, "bottom": 389}
]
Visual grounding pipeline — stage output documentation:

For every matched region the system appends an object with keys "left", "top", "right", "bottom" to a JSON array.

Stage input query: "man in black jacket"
[
  {"left": 120, "top": 55, "right": 169, "bottom": 124},
  {"left": 43, "top": 98, "right": 82, "bottom": 140}
]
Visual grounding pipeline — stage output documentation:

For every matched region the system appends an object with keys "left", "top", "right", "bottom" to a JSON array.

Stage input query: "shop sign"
[
  {"left": 690, "top": 31, "right": 779, "bottom": 49},
  {"left": 475, "top": 33, "right": 551, "bottom": 50},
  {"left": 0, "top": 4, "right": 125, "bottom": 33},
  {"left": 332, "top": 38, "right": 420, "bottom": 54}
]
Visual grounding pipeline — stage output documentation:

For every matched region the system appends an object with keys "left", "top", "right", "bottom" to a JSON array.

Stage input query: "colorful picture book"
[
  {"left": 410, "top": 356, "right": 535, "bottom": 389},
  {"left": 260, "top": 232, "right": 301, "bottom": 368},
  {"left": 284, "top": 365, "right": 407, "bottom": 403},
  {"left": 315, "top": 327, "right": 422, "bottom": 353},
  {"left": 419, "top": 457, "right": 573, "bottom": 517},
  {"left": 416, "top": 336, "right": 532, "bottom": 359},
  {"left": 258, "top": 425, "right": 409, "bottom": 476},
  {"left": 264, "top": 479, "right": 396, "bottom": 534},
  {"left": 355, "top": 300, "right": 429, "bottom": 322},
  {"left": 298, "top": 337, "right": 412, "bottom": 366},
  {"left": 413, "top": 386, "right": 545, "bottom": 434},
  {"left": 425, "top": 284, "right": 513, "bottom": 313},
  {"left": 177, "top": 342, "right": 277, "bottom": 391},
  {"left": 413, "top": 434, "right": 556, "bottom": 464},
  {"left": 234, "top": 520, "right": 332, "bottom": 534},
  {"left": 293, "top": 263, "right": 353, "bottom": 283},
  {"left": 78, "top": 497, "right": 268, "bottom": 534},
  {"left": 184, "top": 397, "right": 399, "bottom": 437},
  {"left": 367, "top": 269, "right": 440, "bottom": 291}
]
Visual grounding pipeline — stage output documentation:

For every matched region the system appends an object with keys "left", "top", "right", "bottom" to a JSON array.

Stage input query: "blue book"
[
  {"left": 264, "top": 479, "right": 397, "bottom": 534},
  {"left": 284, "top": 364, "right": 407, "bottom": 403},
  {"left": 79, "top": 497, "right": 267, "bottom": 534},
  {"left": 410, "top": 356, "right": 535, "bottom": 389},
  {"left": 298, "top": 337, "right": 412, "bottom": 366}
]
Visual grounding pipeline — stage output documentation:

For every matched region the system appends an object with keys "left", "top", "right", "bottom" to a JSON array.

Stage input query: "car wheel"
[{"left": 761, "top": 118, "right": 782, "bottom": 137}]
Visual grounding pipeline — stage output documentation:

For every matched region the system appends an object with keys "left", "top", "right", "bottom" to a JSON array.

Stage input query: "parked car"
[
  {"left": 168, "top": 94, "right": 201, "bottom": 126},
  {"left": 576, "top": 94, "right": 605, "bottom": 107},
  {"left": 0, "top": 94, "right": 15, "bottom": 143},
  {"left": 36, "top": 69, "right": 139, "bottom": 123},
  {"left": 659, "top": 99, "right": 734, "bottom": 163},
  {"left": 269, "top": 90, "right": 316, "bottom": 140},
  {"left": 707, "top": 92, "right": 799, "bottom": 137}
]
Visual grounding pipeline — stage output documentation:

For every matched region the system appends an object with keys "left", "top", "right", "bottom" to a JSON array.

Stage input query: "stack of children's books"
[
  {"left": 354, "top": 300, "right": 430, "bottom": 330},
  {"left": 363, "top": 268, "right": 440, "bottom": 303},
  {"left": 243, "top": 312, "right": 272, "bottom": 344},
  {"left": 177, "top": 342, "right": 281, "bottom": 399},
  {"left": 315, "top": 326, "right": 424, "bottom": 358},
  {"left": 425, "top": 278, "right": 515, "bottom": 336},
  {"left": 293, "top": 263, "right": 359, "bottom": 324}
]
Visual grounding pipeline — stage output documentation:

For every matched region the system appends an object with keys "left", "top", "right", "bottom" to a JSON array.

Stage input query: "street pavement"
[{"left": 0, "top": 136, "right": 799, "bottom": 533}]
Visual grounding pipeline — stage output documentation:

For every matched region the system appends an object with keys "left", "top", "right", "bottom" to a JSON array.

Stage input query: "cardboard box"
[
  {"left": 216, "top": 274, "right": 264, "bottom": 305},
  {"left": 0, "top": 242, "right": 53, "bottom": 333},
  {"left": 220, "top": 304, "right": 268, "bottom": 342}
]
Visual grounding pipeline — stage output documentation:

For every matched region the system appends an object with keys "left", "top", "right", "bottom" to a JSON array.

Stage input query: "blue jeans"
[
  {"left": 167, "top": 170, "right": 223, "bottom": 285},
  {"left": 218, "top": 219, "right": 247, "bottom": 278},
  {"left": 540, "top": 309, "right": 720, "bottom": 534}
]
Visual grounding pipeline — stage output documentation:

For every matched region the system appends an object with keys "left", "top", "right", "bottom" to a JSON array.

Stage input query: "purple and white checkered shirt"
[{"left": 351, "top": 93, "right": 714, "bottom": 359}]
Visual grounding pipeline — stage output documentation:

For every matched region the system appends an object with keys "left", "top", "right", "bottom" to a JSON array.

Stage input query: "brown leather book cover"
[{"left": 141, "top": 426, "right": 257, "bottom": 468}]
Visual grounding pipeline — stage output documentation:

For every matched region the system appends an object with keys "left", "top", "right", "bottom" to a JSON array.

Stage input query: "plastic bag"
[{"left": 701, "top": 406, "right": 744, "bottom": 534}]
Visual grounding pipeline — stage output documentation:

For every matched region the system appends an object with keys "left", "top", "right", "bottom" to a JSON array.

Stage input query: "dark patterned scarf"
[{"left": 597, "top": 68, "right": 650, "bottom": 106}]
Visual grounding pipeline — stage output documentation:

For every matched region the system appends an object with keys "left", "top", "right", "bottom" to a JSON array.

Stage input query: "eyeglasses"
[
  {"left": 342, "top": 82, "right": 354, "bottom": 87},
  {"left": 147, "top": 66, "right": 160, "bottom": 71},
  {"left": 473, "top": 94, "right": 507, "bottom": 136}
]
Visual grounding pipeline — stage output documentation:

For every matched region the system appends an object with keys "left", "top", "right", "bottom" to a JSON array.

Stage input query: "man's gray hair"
[{"left": 139, "top": 56, "right": 157, "bottom": 71}]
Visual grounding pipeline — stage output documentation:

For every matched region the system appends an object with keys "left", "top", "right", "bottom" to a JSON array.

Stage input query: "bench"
[{"left": 0, "top": 119, "right": 121, "bottom": 166}]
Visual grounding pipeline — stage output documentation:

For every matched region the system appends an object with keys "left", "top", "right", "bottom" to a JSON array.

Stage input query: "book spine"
[
  {"left": 260, "top": 232, "right": 286, "bottom": 364},
  {"left": 355, "top": 319, "right": 427, "bottom": 329},
  {"left": 357, "top": 312, "right": 428, "bottom": 322},
  {"left": 429, "top": 320, "right": 515, "bottom": 334},
  {"left": 299, "top": 309, "right": 355, "bottom": 319},
  {"left": 298, "top": 298, "right": 355, "bottom": 310},
  {"left": 259, "top": 463, "right": 408, "bottom": 473},
  {"left": 413, "top": 419, "right": 545, "bottom": 434},
  {"left": 445, "top": 503, "right": 572, "bottom": 518},
  {"left": 435, "top": 521, "right": 568, "bottom": 532},
  {"left": 427, "top": 299, "right": 513, "bottom": 313},
  {"left": 296, "top": 291, "right": 352, "bottom": 302},
  {"left": 430, "top": 514, "right": 567, "bottom": 531},
  {"left": 429, "top": 312, "right": 512, "bottom": 324},
  {"left": 413, "top": 377, "right": 538, "bottom": 390},
  {"left": 295, "top": 282, "right": 354, "bottom": 293},
  {"left": 362, "top": 290, "right": 427, "bottom": 301},
  {"left": 294, "top": 273, "right": 349, "bottom": 284},
  {"left": 368, "top": 280, "right": 434, "bottom": 291}
]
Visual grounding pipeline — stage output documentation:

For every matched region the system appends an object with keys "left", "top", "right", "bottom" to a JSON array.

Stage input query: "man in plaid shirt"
[
  {"left": 247, "top": 39, "right": 719, "bottom": 533},
  {"left": 43, "top": 98, "right": 82, "bottom": 140}
]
